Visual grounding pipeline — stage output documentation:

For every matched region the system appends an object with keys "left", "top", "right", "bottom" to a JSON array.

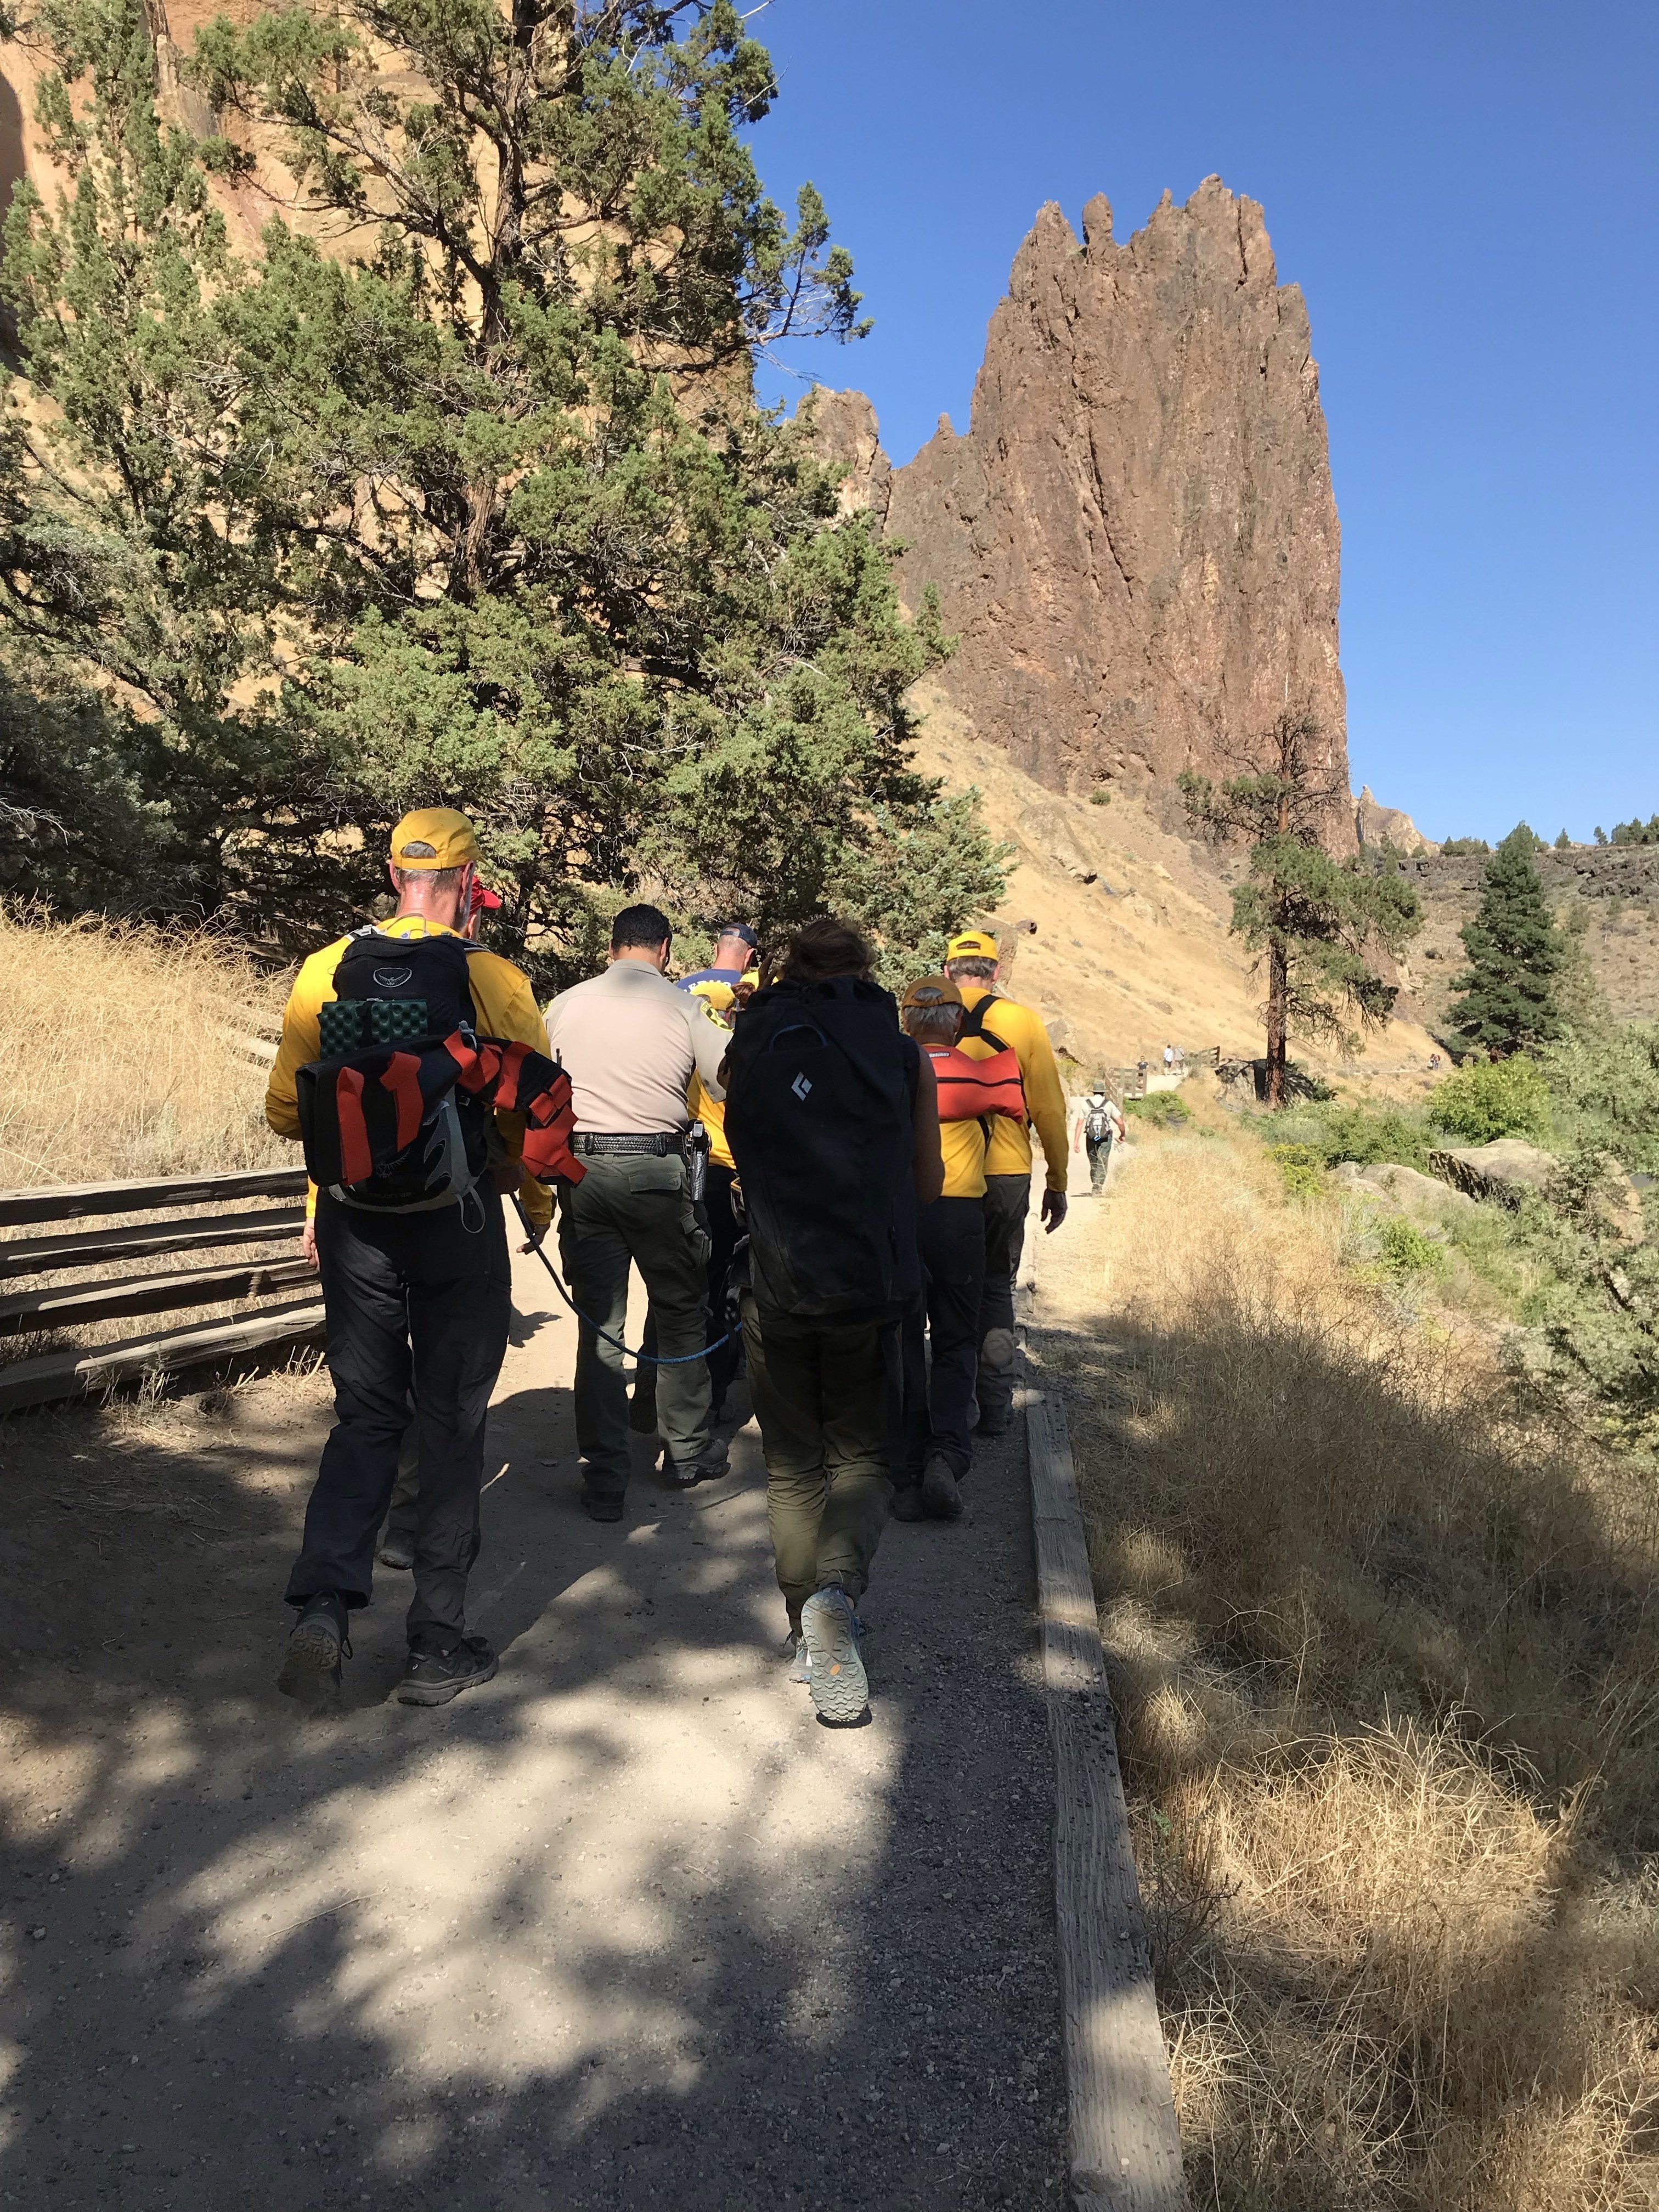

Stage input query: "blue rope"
[{"left": 513, "top": 1194, "right": 736, "bottom": 1365}]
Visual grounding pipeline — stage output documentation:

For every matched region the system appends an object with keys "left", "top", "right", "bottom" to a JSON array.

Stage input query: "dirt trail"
[{"left": 0, "top": 1244, "right": 1067, "bottom": 2209}]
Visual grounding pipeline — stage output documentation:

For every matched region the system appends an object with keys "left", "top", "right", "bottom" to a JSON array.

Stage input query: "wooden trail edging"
[
  {"left": 0, "top": 1166, "right": 323, "bottom": 1413},
  {"left": 1024, "top": 1360, "right": 1187, "bottom": 2211}
]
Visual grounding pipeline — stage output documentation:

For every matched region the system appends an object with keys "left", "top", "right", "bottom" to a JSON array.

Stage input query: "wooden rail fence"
[{"left": 0, "top": 1167, "right": 325, "bottom": 1414}]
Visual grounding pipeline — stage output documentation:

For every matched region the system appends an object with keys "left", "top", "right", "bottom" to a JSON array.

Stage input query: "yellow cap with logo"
[
  {"left": 389, "top": 807, "right": 482, "bottom": 871},
  {"left": 945, "top": 929, "right": 998, "bottom": 961}
]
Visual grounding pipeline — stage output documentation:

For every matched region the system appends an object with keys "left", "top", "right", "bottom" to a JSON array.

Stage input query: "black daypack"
[
  {"left": 298, "top": 928, "right": 493, "bottom": 1212},
  {"left": 723, "top": 977, "right": 920, "bottom": 1319}
]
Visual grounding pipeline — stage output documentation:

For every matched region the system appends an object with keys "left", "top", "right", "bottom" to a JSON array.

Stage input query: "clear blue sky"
[{"left": 746, "top": 0, "right": 1658, "bottom": 845}]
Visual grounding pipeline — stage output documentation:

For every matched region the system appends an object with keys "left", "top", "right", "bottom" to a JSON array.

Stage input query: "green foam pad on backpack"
[
  {"left": 319, "top": 999, "right": 370, "bottom": 1056},
  {"left": 369, "top": 998, "right": 430, "bottom": 1042}
]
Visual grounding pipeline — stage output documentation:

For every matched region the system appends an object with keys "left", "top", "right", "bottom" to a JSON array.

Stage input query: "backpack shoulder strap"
[{"left": 958, "top": 992, "right": 1011, "bottom": 1055}]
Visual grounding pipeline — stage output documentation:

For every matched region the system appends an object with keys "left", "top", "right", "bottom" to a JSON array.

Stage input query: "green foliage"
[
  {"left": 1426, "top": 1056, "right": 1554, "bottom": 1147},
  {"left": 1541, "top": 1026, "right": 1659, "bottom": 1175},
  {"left": 1611, "top": 814, "right": 1659, "bottom": 846},
  {"left": 1088, "top": 787, "right": 1111, "bottom": 806},
  {"left": 0, "top": 0, "right": 1005, "bottom": 983},
  {"left": 1267, "top": 1142, "right": 1324, "bottom": 1200},
  {"left": 1374, "top": 1215, "right": 1445, "bottom": 1281},
  {"left": 1447, "top": 827, "right": 1565, "bottom": 1057},
  {"left": 1263, "top": 1099, "right": 1430, "bottom": 1170},
  {"left": 1439, "top": 837, "right": 1491, "bottom": 857},
  {"left": 1125, "top": 1091, "right": 1189, "bottom": 1128},
  {"left": 1554, "top": 829, "right": 1571, "bottom": 850},
  {"left": 1181, "top": 711, "right": 1421, "bottom": 1101}
]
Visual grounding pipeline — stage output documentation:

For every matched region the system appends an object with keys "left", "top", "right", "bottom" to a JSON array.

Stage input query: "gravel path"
[{"left": 0, "top": 1244, "right": 1068, "bottom": 2208}]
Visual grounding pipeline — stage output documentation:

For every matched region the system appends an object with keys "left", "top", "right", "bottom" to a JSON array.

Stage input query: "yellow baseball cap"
[
  {"left": 389, "top": 806, "right": 482, "bottom": 871},
  {"left": 945, "top": 929, "right": 998, "bottom": 961}
]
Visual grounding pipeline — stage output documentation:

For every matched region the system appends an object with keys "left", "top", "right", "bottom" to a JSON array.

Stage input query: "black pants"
[
  {"left": 704, "top": 1163, "right": 744, "bottom": 1409},
  {"left": 285, "top": 1188, "right": 511, "bottom": 1645},
  {"left": 977, "top": 1172, "right": 1031, "bottom": 1420},
  {"left": 895, "top": 1197, "right": 987, "bottom": 1483}
]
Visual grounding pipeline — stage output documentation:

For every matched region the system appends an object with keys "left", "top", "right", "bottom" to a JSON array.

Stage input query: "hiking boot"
[
  {"left": 783, "top": 1629, "right": 811, "bottom": 1686},
  {"left": 377, "top": 1533, "right": 416, "bottom": 1571},
  {"left": 396, "top": 1634, "right": 498, "bottom": 1707},
  {"left": 663, "top": 1437, "right": 730, "bottom": 1489},
  {"left": 580, "top": 1491, "right": 626, "bottom": 1523},
  {"left": 921, "top": 1455, "right": 964, "bottom": 1521},
  {"left": 974, "top": 1404, "right": 1013, "bottom": 1438},
  {"left": 890, "top": 1483, "right": 927, "bottom": 1522},
  {"left": 277, "top": 1593, "right": 351, "bottom": 1706},
  {"left": 801, "top": 1584, "right": 870, "bottom": 1728}
]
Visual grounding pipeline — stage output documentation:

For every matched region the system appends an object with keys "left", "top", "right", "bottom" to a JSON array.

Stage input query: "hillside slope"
[{"left": 912, "top": 681, "right": 1437, "bottom": 1085}]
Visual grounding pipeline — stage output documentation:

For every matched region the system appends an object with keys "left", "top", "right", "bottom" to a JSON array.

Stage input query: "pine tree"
[
  {"left": 1447, "top": 825, "right": 1565, "bottom": 1057},
  {"left": 0, "top": 0, "right": 1005, "bottom": 980},
  {"left": 1181, "top": 710, "right": 1421, "bottom": 1106}
]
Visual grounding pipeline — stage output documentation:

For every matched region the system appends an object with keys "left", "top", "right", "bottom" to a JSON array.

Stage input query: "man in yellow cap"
[
  {"left": 942, "top": 929, "right": 1069, "bottom": 1436},
  {"left": 264, "top": 808, "right": 554, "bottom": 1708}
]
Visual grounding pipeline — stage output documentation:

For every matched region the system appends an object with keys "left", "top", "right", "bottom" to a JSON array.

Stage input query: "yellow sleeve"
[
  {"left": 468, "top": 953, "right": 555, "bottom": 1231},
  {"left": 264, "top": 941, "right": 347, "bottom": 1141},
  {"left": 1014, "top": 1006, "right": 1071, "bottom": 1191}
]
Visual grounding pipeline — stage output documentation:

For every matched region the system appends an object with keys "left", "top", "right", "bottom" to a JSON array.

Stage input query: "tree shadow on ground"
[{"left": 0, "top": 1362, "right": 1067, "bottom": 2211}]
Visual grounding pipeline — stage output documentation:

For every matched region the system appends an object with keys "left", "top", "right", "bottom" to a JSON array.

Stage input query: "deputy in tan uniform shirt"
[{"left": 543, "top": 902, "right": 730, "bottom": 1519}]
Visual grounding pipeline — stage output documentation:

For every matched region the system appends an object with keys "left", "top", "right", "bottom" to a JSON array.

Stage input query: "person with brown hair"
[{"left": 723, "top": 918, "right": 944, "bottom": 1726}]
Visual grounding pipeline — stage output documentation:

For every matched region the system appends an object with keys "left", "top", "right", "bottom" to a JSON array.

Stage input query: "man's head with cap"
[
  {"left": 387, "top": 806, "right": 482, "bottom": 932},
  {"left": 943, "top": 928, "right": 999, "bottom": 986},
  {"left": 712, "top": 919, "right": 759, "bottom": 968},
  {"left": 900, "top": 973, "right": 964, "bottom": 1044}
]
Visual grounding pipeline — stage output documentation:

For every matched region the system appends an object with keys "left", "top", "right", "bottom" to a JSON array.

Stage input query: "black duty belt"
[{"left": 573, "top": 1132, "right": 682, "bottom": 1157}]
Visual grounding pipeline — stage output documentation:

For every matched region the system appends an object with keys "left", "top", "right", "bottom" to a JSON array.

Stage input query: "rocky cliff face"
[{"left": 815, "top": 179, "right": 1350, "bottom": 827}]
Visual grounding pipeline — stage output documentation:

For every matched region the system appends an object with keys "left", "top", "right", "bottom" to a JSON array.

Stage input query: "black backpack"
[
  {"left": 298, "top": 928, "right": 493, "bottom": 1212},
  {"left": 958, "top": 991, "right": 1013, "bottom": 1054},
  {"left": 723, "top": 977, "right": 920, "bottom": 1319}
]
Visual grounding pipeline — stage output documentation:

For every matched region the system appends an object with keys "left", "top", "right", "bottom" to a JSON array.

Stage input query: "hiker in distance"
[
  {"left": 723, "top": 918, "right": 944, "bottom": 1728},
  {"left": 267, "top": 809, "right": 576, "bottom": 1708},
  {"left": 891, "top": 975, "right": 1026, "bottom": 1522},
  {"left": 941, "top": 931, "right": 1070, "bottom": 1435},
  {"left": 543, "top": 904, "right": 732, "bottom": 1519},
  {"left": 1076, "top": 1083, "right": 1125, "bottom": 1194}
]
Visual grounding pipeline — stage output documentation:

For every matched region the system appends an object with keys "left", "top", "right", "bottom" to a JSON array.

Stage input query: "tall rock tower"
[{"left": 816, "top": 179, "right": 1350, "bottom": 825}]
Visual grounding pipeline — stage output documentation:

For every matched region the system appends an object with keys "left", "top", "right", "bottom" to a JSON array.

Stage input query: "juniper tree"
[
  {"left": 1181, "top": 710, "right": 1421, "bottom": 1107},
  {"left": 0, "top": 0, "right": 1004, "bottom": 978},
  {"left": 1447, "top": 825, "right": 1565, "bottom": 1057}
]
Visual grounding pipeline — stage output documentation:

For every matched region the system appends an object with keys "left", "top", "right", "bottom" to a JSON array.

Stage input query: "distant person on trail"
[
  {"left": 544, "top": 904, "right": 732, "bottom": 1518},
  {"left": 723, "top": 918, "right": 943, "bottom": 1727},
  {"left": 1163, "top": 1042, "right": 1175, "bottom": 1073},
  {"left": 1075, "top": 1086, "right": 1124, "bottom": 1195},
  {"left": 891, "top": 977, "right": 1023, "bottom": 1522},
  {"left": 677, "top": 921, "right": 760, "bottom": 991},
  {"left": 267, "top": 808, "right": 565, "bottom": 1709},
  {"left": 941, "top": 930, "right": 1069, "bottom": 1437}
]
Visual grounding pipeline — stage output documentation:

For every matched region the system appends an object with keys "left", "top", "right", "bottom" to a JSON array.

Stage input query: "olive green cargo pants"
[
  {"left": 742, "top": 1297, "right": 896, "bottom": 1629},
  {"left": 556, "top": 1154, "right": 712, "bottom": 1500}
]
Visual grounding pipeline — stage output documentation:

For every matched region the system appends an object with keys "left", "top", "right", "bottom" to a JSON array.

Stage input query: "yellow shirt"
[
  {"left": 689, "top": 1071, "right": 733, "bottom": 1171},
  {"left": 955, "top": 984, "right": 1070, "bottom": 1192},
  {"left": 921, "top": 1048, "right": 989, "bottom": 1198},
  {"left": 265, "top": 914, "right": 554, "bottom": 1231}
]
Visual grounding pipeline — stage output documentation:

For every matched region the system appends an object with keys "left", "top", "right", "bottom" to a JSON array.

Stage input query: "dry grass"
[
  {"left": 0, "top": 904, "right": 289, "bottom": 1188},
  {"left": 1039, "top": 1110, "right": 1659, "bottom": 2210}
]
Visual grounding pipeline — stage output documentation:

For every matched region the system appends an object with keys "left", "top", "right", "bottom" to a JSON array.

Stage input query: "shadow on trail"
[{"left": 0, "top": 1363, "right": 1066, "bottom": 2211}]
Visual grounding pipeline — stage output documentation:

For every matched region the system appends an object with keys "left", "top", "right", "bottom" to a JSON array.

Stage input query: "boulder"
[
  {"left": 1338, "top": 1160, "right": 1476, "bottom": 1215},
  {"left": 1427, "top": 1141, "right": 1558, "bottom": 1207}
]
